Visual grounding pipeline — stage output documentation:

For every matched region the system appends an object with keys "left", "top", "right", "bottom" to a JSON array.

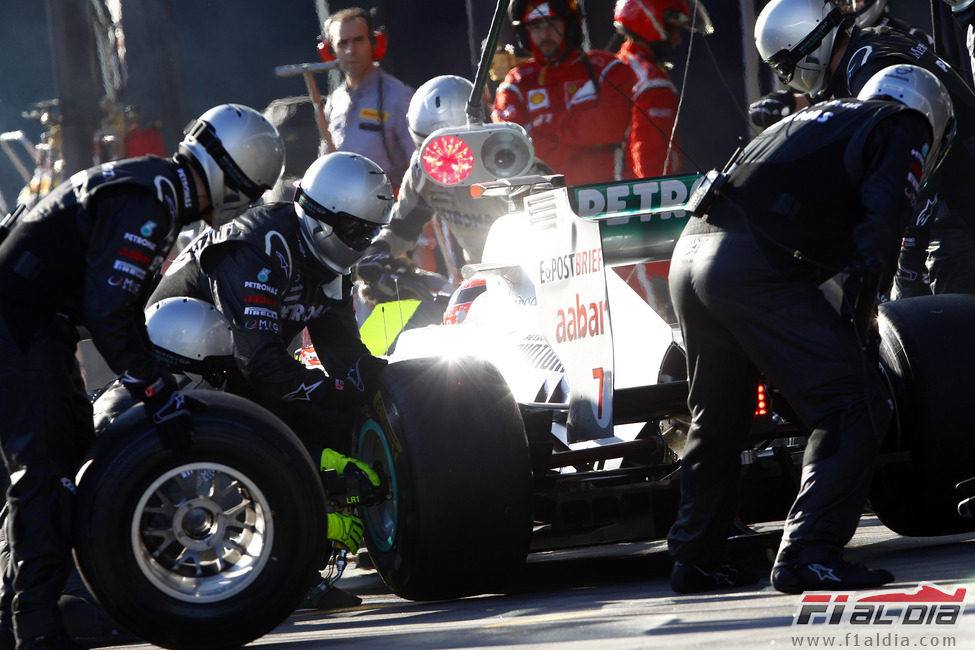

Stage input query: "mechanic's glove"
[
  {"left": 841, "top": 260, "right": 883, "bottom": 357},
  {"left": 321, "top": 448, "right": 381, "bottom": 488},
  {"left": 355, "top": 244, "right": 412, "bottom": 303},
  {"left": 749, "top": 90, "right": 798, "bottom": 128},
  {"left": 326, "top": 512, "right": 365, "bottom": 552},
  {"left": 121, "top": 373, "right": 201, "bottom": 452},
  {"left": 345, "top": 355, "right": 388, "bottom": 395}
]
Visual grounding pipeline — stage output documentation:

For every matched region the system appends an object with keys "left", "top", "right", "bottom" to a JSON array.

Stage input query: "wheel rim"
[
  {"left": 130, "top": 462, "right": 273, "bottom": 603},
  {"left": 357, "top": 418, "right": 398, "bottom": 552}
]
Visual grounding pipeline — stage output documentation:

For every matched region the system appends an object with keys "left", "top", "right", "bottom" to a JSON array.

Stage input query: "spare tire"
[
  {"left": 355, "top": 356, "right": 533, "bottom": 600},
  {"left": 872, "top": 294, "right": 975, "bottom": 536},
  {"left": 74, "top": 389, "right": 328, "bottom": 649}
]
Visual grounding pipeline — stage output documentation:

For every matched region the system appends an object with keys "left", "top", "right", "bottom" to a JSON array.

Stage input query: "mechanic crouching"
[
  {"left": 147, "top": 151, "right": 391, "bottom": 560},
  {"left": 666, "top": 65, "right": 955, "bottom": 594},
  {"left": 0, "top": 104, "right": 284, "bottom": 649}
]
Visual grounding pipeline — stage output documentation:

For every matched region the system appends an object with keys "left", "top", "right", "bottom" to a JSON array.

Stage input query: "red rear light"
[
  {"left": 755, "top": 384, "right": 767, "bottom": 416},
  {"left": 421, "top": 135, "right": 475, "bottom": 185}
]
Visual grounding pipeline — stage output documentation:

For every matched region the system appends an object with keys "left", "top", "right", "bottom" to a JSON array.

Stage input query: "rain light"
[{"left": 421, "top": 135, "right": 475, "bottom": 185}]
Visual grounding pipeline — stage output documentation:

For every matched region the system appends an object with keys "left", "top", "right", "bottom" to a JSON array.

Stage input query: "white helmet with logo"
[
  {"left": 179, "top": 104, "right": 286, "bottom": 227},
  {"left": 857, "top": 64, "right": 956, "bottom": 185},
  {"left": 293, "top": 152, "right": 394, "bottom": 274},
  {"left": 755, "top": 0, "right": 848, "bottom": 96},
  {"left": 145, "top": 297, "right": 235, "bottom": 386},
  {"left": 407, "top": 75, "right": 473, "bottom": 148}
]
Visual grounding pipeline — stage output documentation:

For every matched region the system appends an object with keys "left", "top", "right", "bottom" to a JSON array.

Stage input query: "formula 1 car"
[{"left": 68, "top": 3, "right": 975, "bottom": 649}]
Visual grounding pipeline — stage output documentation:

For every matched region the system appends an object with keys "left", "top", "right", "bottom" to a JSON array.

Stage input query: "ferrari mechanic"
[{"left": 492, "top": 0, "right": 633, "bottom": 185}]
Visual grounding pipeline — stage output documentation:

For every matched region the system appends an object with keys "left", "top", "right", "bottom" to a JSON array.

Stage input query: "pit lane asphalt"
[{"left": 105, "top": 515, "right": 975, "bottom": 649}]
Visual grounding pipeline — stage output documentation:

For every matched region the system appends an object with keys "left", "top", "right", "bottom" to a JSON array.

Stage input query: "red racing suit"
[
  {"left": 617, "top": 40, "right": 681, "bottom": 179},
  {"left": 492, "top": 49, "right": 633, "bottom": 186}
]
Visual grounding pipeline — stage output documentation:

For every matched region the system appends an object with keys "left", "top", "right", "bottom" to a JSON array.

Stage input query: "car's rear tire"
[
  {"left": 872, "top": 295, "right": 975, "bottom": 536},
  {"left": 74, "top": 390, "right": 329, "bottom": 650},
  {"left": 355, "top": 356, "right": 533, "bottom": 600}
]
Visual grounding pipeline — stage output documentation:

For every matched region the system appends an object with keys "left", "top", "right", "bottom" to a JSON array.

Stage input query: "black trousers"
[
  {"left": 666, "top": 218, "right": 891, "bottom": 567},
  {"left": 0, "top": 306, "right": 92, "bottom": 642}
]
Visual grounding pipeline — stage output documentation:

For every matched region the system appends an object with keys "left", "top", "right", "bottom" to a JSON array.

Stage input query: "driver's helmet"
[
  {"left": 145, "top": 297, "right": 235, "bottom": 387},
  {"left": 407, "top": 75, "right": 473, "bottom": 149},
  {"left": 178, "top": 104, "right": 286, "bottom": 227},
  {"left": 293, "top": 152, "right": 394, "bottom": 274},
  {"left": 612, "top": 0, "right": 714, "bottom": 44},
  {"left": 509, "top": 0, "right": 584, "bottom": 62},
  {"left": 856, "top": 64, "right": 955, "bottom": 186},
  {"left": 832, "top": 0, "right": 886, "bottom": 27},
  {"left": 755, "top": 0, "right": 849, "bottom": 96},
  {"left": 443, "top": 276, "right": 488, "bottom": 325}
]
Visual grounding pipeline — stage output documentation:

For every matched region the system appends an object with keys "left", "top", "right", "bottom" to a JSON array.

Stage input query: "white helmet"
[
  {"left": 832, "top": 0, "right": 886, "bottom": 27},
  {"left": 179, "top": 104, "right": 286, "bottom": 227},
  {"left": 407, "top": 75, "right": 473, "bottom": 148},
  {"left": 857, "top": 64, "right": 956, "bottom": 186},
  {"left": 293, "top": 152, "right": 394, "bottom": 274},
  {"left": 145, "top": 297, "right": 235, "bottom": 383},
  {"left": 755, "top": 0, "right": 848, "bottom": 96}
]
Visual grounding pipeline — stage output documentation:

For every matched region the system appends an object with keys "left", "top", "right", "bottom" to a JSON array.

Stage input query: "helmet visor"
[
  {"left": 294, "top": 186, "right": 382, "bottom": 252},
  {"left": 765, "top": 7, "right": 845, "bottom": 85},
  {"left": 187, "top": 120, "right": 267, "bottom": 201}
]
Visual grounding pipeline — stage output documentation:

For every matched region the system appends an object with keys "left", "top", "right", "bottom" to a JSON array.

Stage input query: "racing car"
[{"left": 71, "top": 3, "right": 975, "bottom": 649}]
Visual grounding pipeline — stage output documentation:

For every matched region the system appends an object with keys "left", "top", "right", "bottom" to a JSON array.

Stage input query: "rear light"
[
  {"left": 421, "top": 134, "right": 475, "bottom": 185},
  {"left": 755, "top": 384, "right": 767, "bottom": 416},
  {"left": 418, "top": 123, "right": 533, "bottom": 187}
]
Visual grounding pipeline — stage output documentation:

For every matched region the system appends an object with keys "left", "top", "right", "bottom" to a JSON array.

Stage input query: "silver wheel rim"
[{"left": 130, "top": 462, "right": 273, "bottom": 603}]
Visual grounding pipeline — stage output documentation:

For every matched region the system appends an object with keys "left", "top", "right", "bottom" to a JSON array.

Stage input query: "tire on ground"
[
  {"left": 356, "top": 356, "right": 534, "bottom": 600},
  {"left": 872, "top": 294, "right": 975, "bottom": 536},
  {"left": 74, "top": 390, "right": 329, "bottom": 650}
]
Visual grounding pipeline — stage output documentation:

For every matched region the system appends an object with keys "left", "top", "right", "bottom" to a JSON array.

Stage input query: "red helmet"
[
  {"left": 509, "top": 0, "right": 584, "bottom": 61},
  {"left": 443, "top": 277, "right": 488, "bottom": 325},
  {"left": 613, "top": 0, "right": 713, "bottom": 44}
]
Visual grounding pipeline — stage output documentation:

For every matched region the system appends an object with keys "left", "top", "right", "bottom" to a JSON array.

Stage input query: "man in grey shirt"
[{"left": 320, "top": 7, "right": 414, "bottom": 190}]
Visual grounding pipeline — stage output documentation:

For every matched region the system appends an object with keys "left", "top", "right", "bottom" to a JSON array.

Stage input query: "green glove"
[
  {"left": 326, "top": 512, "right": 364, "bottom": 552},
  {"left": 320, "top": 448, "right": 381, "bottom": 487}
]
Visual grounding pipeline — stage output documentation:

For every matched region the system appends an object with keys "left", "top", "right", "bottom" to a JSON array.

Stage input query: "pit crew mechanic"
[
  {"left": 667, "top": 65, "right": 954, "bottom": 594},
  {"left": 492, "top": 0, "right": 633, "bottom": 186},
  {"left": 0, "top": 104, "right": 284, "bottom": 649},
  {"left": 614, "top": 0, "right": 714, "bottom": 179},
  {"left": 147, "top": 151, "right": 393, "bottom": 551},
  {"left": 755, "top": 0, "right": 975, "bottom": 297},
  {"left": 357, "top": 75, "right": 534, "bottom": 301},
  {"left": 748, "top": 0, "right": 933, "bottom": 129}
]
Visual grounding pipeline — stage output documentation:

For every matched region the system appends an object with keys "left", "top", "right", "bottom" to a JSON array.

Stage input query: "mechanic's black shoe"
[
  {"left": 0, "top": 623, "right": 12, "bottom": 650},
  {"left": 670, "top": 561, "right": 759, "bottom": 594},
  {"left": 17, "top": 632, "right": 83, "bottom": 650},
  {"left": 771, "top": 559, "right": 894, "bottom": 594}
]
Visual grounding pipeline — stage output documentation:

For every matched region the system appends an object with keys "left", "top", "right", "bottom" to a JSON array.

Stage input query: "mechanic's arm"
[
  {"left": 491, "top": 70, "right": 530, "bottom": 128},
  {"left": 373, "top": 154, "right": 436, "bottom": 258},
  {"left": 306, "top": 275, "right": 373, "bottom": 377},
  {"left": 205, "top": 244, "right": 357, "bottom": 408},
  {"left": 853, "top": 112, "right": 934, "bottom": 273},
  {"left": 82, "top": 188, "right": 176, "bottom": 382},
  {"left": 630, "top": 83, "right": 680, "bottom": 178}
]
